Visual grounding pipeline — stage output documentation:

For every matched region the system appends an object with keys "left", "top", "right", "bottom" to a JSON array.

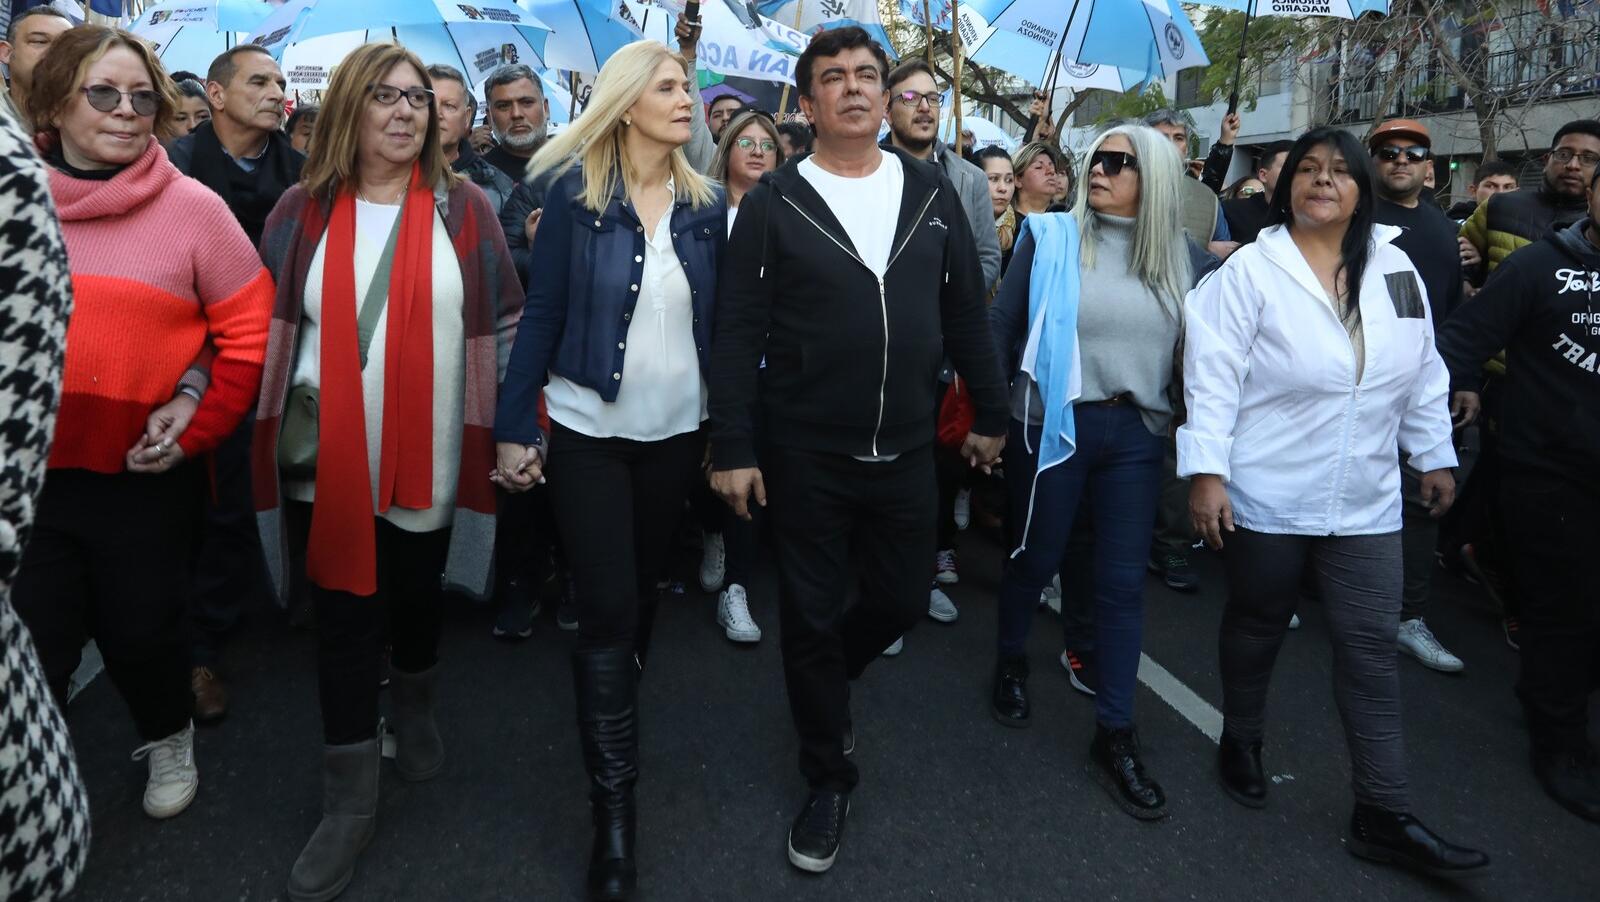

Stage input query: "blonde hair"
[
  {"left": 1072, "top": 124, "right": 1192, "bottom": 321},
  {"left": 525, "top": 40, "right": 717, "bottom": 213},
  {"left": 300, "top": 42, "right": 459, "bottom": 200},
  {"left": 709, "top": 110, "right": 785, "bottom": 186}
]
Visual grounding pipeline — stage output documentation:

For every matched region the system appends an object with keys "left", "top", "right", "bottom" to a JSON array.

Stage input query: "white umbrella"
[
  {"left": 940, "top": 115, "right": 1017, "bottom": 153},
  {"left": 129, "top": 0, "right": 278, "bottom": 76},
  {"left": 521, "top": 0, "right": 670, "bottom": 75}
]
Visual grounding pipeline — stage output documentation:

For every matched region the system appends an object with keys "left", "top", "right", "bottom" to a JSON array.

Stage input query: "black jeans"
[
  {"left": 544, "top": 422, "right": 702, "bottom": 653},
  {"left": 187, "top": 417, "right": 271, "bottom": 665},
  {"left": 291, "top": 504, "right": 450, "bottom": 745},
  {"left": 1499, "top": 469, "right": 1599, "bottom": 756},
  {"left": 765, "top": 443, "right": 935, "bottom": 792},
  {"left": 1219, "top": 527, "right": 1408, "bottom": 811},
  {"left": 1148, "top": 436, "right": 1191, "bottom": 562},
  {"left": 13, "top": 467, "right": 200, "bottom": 741},
  {"left": 1398, "top": 463, "right": 1436, "bottom": 622}
]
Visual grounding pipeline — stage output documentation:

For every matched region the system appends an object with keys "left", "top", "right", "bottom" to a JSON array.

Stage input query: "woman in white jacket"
[{"left": 1179, "top": 127, "right": 1489, "bottom": 879}]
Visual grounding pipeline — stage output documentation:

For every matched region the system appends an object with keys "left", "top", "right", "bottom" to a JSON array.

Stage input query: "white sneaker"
[
  {"left": 1039, "top": 575, "right": 1062, "bottom": 613},
  {"left": 953, "top": 488, "right": 972, "bottom": 530},
  {"left": 699, "top": 532, "right": 726, "bottom": 593},
  {"left": 1289, "top": 613, "right": 1301, "bottom": 630},
  {"left": 934, "top": 549, "right": 959, "bottom": 585},
  {"left": 132, "top": 722, "right": 198, "bottom": 819},
  {"left": 717, "top": 584, "right": 761, "bottom": 642},
  {"left": 928, "top": 586, "right": 959, "bottom": 623},
  {"left": 1397, "top": 618, "right": 1464, "bottom": 673},
  {"left": 882, "top": 636, "right": 904, "bottom": 657}
]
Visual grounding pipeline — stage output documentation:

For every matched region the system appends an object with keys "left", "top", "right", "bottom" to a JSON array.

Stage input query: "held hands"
[
  {"left": 959, "top": 432, "right": 1005, "bottom": 474},
  {"left": 1450, "top": 391, "right": 1480, "bottom": 429},
  {"left": 126, "top": 393, "right": 198, "bottom": 474},
  {"left": 1418, "top": 469, "right": 1456, "bottom": 519},
  {"left": 1189, "top": 474, "right": 1234, "bottom": 550},
  {"left": 492, "top": 441, "right": 544, "bottom": 493},
  {"left": 711, "top": 467, "right": 766, "bottom": 521}
]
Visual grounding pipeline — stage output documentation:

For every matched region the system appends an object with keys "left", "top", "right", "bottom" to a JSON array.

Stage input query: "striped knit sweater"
[
  {"left": 46, "top": 137, "right": 273, "bottom": 471},
  {"left": 253, "top": 179, "right": 523, "bottom": 602}
]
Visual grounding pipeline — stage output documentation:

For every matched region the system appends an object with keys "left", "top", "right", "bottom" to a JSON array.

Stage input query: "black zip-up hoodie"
[
  {"left": 708, "top": 146, "right": 1008, "bottom": 470},
  {"left": 1438, "top": 218, "right": 1600, "bottom": 492}
]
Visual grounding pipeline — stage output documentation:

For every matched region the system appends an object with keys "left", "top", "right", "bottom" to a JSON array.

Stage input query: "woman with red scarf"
[{"left": 252, "top": 42, "right": 522, "bottom": 902}]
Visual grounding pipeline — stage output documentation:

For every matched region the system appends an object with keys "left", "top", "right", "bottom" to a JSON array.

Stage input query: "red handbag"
[{"left": 936, "top": 374, "right": 976, "bottom": 449}]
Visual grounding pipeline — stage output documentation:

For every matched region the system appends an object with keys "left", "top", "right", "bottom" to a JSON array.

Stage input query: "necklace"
[{"left": 357, "top": 183, "right": 407, "bottom": 205}]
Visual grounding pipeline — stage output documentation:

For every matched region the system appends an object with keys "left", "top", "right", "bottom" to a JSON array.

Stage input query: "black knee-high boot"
[{"left": 573, "top": 646, "right": 638, "bottom": 901}]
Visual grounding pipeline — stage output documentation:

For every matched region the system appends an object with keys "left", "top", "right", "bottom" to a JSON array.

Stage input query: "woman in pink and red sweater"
[{"left": 13, "top": 26, "right": 273, "bottom": 821}]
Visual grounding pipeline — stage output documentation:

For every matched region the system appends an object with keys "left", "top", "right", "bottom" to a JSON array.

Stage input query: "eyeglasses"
[
  {"left": 81, "top": 85, "right": 161, "bottom": 117},
  {"left": 369, "top": 83, "right": 435, "bottom": 109},
  {"left": 734, "top": 137, "right": 777, "bottom": 154},
  {"left": 894, "top": 90, "right": 942, "bottom": 109},
  {"left": 1375, "top": 145, "right": 1430, "bottom": 163},
  {"left": 1550, "top": 148, "right": 1600, "bottom": 167},
  {"left": 1090, "top": 150, "right": 1138, "bottom": 177}
]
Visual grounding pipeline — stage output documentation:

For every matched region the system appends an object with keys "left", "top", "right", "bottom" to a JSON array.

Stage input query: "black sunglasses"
[
  {"left": 1375, "top": 145, "right": 1430, "bottom": 163},
  {"left": 1090, "top": 150, "right": 1138, "bottom": 177},
  {"left": 82, "top": 85, "right": 161, "bottom": 117}
]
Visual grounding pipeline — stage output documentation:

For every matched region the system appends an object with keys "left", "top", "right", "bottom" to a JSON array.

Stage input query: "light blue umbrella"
[
  {"left": 962, "top": 0, "right": 1209, "bottom": 86},
  {"left": 248, "top": 0, "right": 553, "bottom": 89},
  {"left": 521, "top": 0, "right": 670, "bottom": 75}
]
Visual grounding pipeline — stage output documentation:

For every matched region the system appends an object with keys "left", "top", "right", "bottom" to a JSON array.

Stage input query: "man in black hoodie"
[
  {"left": 1437, "top": 168, "right": 1600, "bottom": 826},
  {"left": 708, "top": 26, "right": 1007, "bottom": 875}
]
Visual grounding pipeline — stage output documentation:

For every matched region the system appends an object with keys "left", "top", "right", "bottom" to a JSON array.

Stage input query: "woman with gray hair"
[{"left": 987, "top": 124, "right": 1192, "bottom": 821}]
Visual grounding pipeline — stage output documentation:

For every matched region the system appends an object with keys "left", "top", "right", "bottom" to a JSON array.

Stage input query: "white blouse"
[
  {"left": 544, "top": 183, "right": 707, "bottom": 441},
  {"left": 287, "top": 199, "right": 466, "bottom": 534}
]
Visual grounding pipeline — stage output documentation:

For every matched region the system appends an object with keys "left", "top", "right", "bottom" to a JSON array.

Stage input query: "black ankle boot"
[
  {"left": 1089, "top": 724, "right": 1167, "bottom": 820},
  {"left": 991, "top": 656, "right": 1031, "bottom": 728},
  {"left": 573, "top": 647, "right": 639, "bottom": 901},
  {"left": 1347, "top": 804, "right": 1490, "bottom": 879},
  {"left": 1217, "top": 734, "right": 1266, "bottom": 809},
  {"left": 1532, "top": 746, "right": 1600, "bottom": 824}
]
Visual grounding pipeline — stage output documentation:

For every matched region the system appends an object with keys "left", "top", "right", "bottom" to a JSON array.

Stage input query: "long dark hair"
[{"left": 1264, "top": 127, "right": 1378, "bottom": 328}]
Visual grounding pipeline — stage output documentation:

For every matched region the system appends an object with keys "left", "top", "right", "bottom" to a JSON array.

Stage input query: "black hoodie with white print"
[{"left": 1438, "top": 218, "right": 1600, "bottom": 492}]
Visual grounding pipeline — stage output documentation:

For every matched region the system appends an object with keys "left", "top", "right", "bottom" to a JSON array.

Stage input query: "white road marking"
[{"left": 1137, "top": 652, "right": 1223, "bottom": 744}]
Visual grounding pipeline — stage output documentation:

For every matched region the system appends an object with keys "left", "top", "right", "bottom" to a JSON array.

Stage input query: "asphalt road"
[{"left": 64, "top": 524, "right": 1599, "bottom": 901}]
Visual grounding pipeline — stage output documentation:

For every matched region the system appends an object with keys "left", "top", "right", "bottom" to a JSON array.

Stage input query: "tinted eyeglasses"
[
  {"left": 81, "top": 85, "right": 161, "bottom": 117},
  {"left": 1375, "top": 145, "right": 1431, "bottom": 163},
  {"left": 1090, "top": 150, "right": 1138, "bottom": 177},
  {"left": 369, "top": 83, "right": 435, "bottom": 109},
  {"left": 894, "top": 90, "right": 942, "bottom": 109},
  {"left": 734, "top": 137, "right": 777, "bottom": 154}
]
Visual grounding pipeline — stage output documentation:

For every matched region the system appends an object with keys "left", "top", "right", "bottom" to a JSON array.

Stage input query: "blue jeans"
[{"left": 996, "top": 405, "right": 1163, "bottom": 729}]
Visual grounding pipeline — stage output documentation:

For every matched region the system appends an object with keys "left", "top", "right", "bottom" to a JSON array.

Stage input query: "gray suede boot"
[
  {"left": 387, "top": 664, "right": 444, "bottom": 781},
  {"left": 287, "top": 740, "right": 379, "bottom": 902}
]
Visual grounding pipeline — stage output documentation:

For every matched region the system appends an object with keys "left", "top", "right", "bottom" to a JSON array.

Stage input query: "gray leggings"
[{"left": 1219, "top": 527, "right": 1408, "bottom": 811}]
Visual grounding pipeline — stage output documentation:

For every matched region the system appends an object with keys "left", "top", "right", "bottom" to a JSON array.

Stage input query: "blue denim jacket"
[{"left": 495, "top": 167, "right": 726, "bottom": 445}]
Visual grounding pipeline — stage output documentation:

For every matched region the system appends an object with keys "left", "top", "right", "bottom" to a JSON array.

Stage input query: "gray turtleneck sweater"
[{"left": 1008, "top": 212, "right": 1183, "bottom": 436}]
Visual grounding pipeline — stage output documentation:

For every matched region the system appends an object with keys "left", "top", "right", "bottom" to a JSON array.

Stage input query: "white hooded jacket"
[{"left": 1177, "top": 223, "right": 1457, "bottom": 536}]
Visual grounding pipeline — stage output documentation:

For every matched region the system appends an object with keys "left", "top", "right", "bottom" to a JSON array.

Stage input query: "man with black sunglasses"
[{"left": 1367, "top": 119, "right": 1469, "bottom": 678}]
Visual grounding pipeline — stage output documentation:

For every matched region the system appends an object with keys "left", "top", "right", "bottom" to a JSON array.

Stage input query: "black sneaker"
[
  {"left": 1149, "top": 553, "right": 1199, "bottom": 592},
  {"left": 491, "top": 578, "right": 541, "bottom": 640},
  {"left": 1533, "top": 746, "right": 1600, "bottom": 824},
  {"left": 556, "top": 572, "right": 579, "bottom": 632},
  {"left": 1060, "top": 649, "right": 1098, "bottom": 697},
  {"left": 1501, "top": 616, "right": 1520, "bottom": 652},
  {"left": 787, "top": 791, "right": 849, "bottom": 873}
]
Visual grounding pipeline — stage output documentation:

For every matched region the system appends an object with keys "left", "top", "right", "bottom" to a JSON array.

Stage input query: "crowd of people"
[{"left": 0, "top": 6, "right": 1597, "bottom": 901}]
